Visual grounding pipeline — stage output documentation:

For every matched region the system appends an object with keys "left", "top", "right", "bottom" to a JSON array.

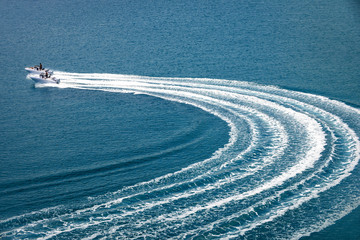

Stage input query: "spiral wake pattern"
[{"left": 2, "top": 73, "right": 360, "bottom": 239}]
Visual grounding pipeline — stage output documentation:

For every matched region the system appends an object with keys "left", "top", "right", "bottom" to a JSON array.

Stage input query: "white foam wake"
[{"left": 1, "top": 72, "right": 359, "bottom": 239}]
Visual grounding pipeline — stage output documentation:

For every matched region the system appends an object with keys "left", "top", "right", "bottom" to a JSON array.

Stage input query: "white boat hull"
[{"left": 30, "top": 75, "right": 60, "bottom": 84}]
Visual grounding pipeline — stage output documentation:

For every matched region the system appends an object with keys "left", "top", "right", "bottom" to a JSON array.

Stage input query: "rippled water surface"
[{"left": 1, "top": 0, "right": 360, "bottom": 239}]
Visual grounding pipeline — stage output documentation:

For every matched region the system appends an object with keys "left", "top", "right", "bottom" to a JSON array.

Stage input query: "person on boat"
[
  {"left": 39, "top": 63, "right": 42, "bottom": 70},
  {"left": 45, "top": 71, "right": 49, "bottom": 78}
]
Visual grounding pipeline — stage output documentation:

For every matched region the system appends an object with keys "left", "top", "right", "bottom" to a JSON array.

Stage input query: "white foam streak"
[{"left": 4, "top": 72, "right": 359, "bottom": 239}]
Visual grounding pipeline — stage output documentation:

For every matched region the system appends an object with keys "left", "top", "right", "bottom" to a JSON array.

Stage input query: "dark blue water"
[{"left": 1, "top": 0, "right": 360, "bottom": 239}]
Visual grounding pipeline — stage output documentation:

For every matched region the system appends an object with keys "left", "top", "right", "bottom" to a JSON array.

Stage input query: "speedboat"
[
  {"left": 30, "top": 72, "right": 60, "bottom": 84},
  {"left": 25, "top": 65, "right": 53, "bottom": 75}
]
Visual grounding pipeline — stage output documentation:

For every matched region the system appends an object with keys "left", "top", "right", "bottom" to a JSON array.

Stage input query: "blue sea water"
[{"left": 1, "top": 0, "right": 360, "bottom": 239}]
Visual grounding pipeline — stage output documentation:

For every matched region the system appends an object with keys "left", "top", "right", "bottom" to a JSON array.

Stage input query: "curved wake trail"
[{"left": 2, "top": 72, "right": 360, "bottom": 239}]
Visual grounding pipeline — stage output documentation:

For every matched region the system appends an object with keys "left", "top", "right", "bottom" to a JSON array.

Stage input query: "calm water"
[{"left": 1, "top": 0, "right": 360, "bottom": 239}]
